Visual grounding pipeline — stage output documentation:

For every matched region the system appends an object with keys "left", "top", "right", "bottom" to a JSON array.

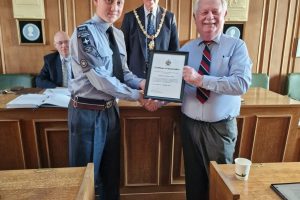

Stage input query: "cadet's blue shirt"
[
  {"left": 180, "top": 34, "right": 252, "bottom": 122},
  {"left": 69, "top": 15, "right": 142, "bottom": 101}
]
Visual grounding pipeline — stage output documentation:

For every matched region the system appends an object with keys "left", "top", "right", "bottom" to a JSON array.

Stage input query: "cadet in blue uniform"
[{"left": 68, "top": 0, "right": 155, "bottom": 199}]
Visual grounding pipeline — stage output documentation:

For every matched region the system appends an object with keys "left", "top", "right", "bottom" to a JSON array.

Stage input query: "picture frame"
[
  {"left": 16, "top": 19, "right": 45, "bottom": 45},
  {"left": 12, "top": 0, "right": 45, "bottom": 19},
  {"left": 223, "top": 24, "right": 244, "bottom": 39},
  {"left": 144, "top": 50, "right": 189, "bottom": 103}
]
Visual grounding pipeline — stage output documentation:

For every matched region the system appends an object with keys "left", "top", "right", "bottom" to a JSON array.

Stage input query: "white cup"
[{"left": 234, "top": 157, "right": 252, "bottom": 181}]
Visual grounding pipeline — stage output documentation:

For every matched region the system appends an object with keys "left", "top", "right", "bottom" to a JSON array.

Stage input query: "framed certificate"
[
  {"left": 12, "top": 0, "right": 45, "bottom": 19},
  {"left": 144, "top": 51, "right": 189, "bottom": 102}
]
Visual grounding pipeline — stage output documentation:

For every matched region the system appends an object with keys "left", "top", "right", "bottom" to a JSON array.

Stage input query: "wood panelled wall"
[{"left": 0, "top": 0, "right": 299, "bottom": 93}]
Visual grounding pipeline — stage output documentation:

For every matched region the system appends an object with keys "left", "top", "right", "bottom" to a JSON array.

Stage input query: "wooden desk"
[
  {"left": 209, "top": 161, "right": 300, "bottom": 200},
  {"left": 238, "top": 88, "right": 300, "bottom": 162},
  {"left": 0, "top": 163, "right": 94, "bottom": 200},
  {"left": 0, "top": 88, "right": 300, "bottom": 200}
]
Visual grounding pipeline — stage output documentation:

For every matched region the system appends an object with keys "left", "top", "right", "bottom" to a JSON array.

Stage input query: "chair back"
[
  {"left": 0, "top": 74, "right": 34, "bottom": 90},
  {"left": 286, "top": 73, "right": 300, "bottom": 101},
  {"left": 250, "top": 73, "right": 269, "bottom": 89}
]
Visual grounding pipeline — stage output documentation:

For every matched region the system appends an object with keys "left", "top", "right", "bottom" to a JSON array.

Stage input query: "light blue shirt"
[
  {"left": 180, "top": 34, "right": 252, "bottom": 122},
  {"left": 69, "top": 15, "right": 143, "bottom": 101}
]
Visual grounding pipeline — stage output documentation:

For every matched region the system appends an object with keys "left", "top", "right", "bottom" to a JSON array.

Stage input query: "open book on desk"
[
  {"left": 43, "top": 87, "right": 71, "bottom": 96},
  {"left": 6, "top": 93, "right": 70, "bottom": 108}
]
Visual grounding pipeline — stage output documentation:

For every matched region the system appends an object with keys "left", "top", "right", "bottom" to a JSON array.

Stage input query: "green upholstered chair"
[
  {"left": 250, "top": 73, "right": 270, "bottom": 89},
  {"left": 286, "top": 73, "right": 300, "bottom": 101},
  {"left": 0, "top": 74, "right": 34, "bottom": 90}
]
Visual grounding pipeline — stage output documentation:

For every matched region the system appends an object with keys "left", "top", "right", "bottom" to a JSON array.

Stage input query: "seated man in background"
[{"left": 36, "top": 31, "right": 70, "bottom": 88}]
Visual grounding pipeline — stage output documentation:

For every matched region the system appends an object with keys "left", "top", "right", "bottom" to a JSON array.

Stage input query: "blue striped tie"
[{"left": 196, "top": 42, "right": 211, "bottom": 103}]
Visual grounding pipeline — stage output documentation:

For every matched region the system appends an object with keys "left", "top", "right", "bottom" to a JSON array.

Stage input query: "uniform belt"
[{"left": 72, "top": 96, "right": 115, "bottom": 110}]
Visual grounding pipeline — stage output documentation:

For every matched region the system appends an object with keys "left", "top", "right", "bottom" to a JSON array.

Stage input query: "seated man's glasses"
[{"left": 56, "top": 40, "right": 69, "bottom": 45}]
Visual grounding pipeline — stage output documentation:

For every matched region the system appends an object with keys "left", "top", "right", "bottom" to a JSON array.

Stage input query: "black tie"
[{"left": 106, "top": 26, "right": 124, "bottom": 83}]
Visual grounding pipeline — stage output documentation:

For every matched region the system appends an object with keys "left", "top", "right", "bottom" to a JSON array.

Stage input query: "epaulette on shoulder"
[
  {"left": 77, "top": 20, "right": 93, "bottom": 30},
  {"left": 77, "top": 25, "right": 88, "bottom": 32},
  {"left": 83, "top": 21, "right": 94, "bottom": 25},
  {"left": 77, "top": 25, "right": 90, "bottom": 38}
]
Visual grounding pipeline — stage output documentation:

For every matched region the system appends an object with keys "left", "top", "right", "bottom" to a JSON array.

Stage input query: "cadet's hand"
[
  {"left": 139, "top": 79, "right": 146, "bottom": 91},
  {"left": 139, "top": 96, "right": 158, "bottom": 112},
  {"left": 138, "top": 91, "right": 145, "bottom": 105},
  {"left": 138, "top": 91, "right": 167, "bottom": 112},
  {"left": 138, "top": 93, "right": 160, "bottom": 112},
  {"left": 138, "top": 92, "right": 152, "bottom": 110},
  {"left": 144, "top": 99, "right": 167, "bottom": 112},
  {"left": 183, "top": 66, "right": 203, "bottom": 87},
  {"left": 144, "top": 99, "right": 160, "bottom": 112}
]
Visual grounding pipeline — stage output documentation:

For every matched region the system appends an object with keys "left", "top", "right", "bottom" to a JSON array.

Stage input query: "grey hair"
[{"left": 193, "top": 0, "right": 228, "bottom": 14}]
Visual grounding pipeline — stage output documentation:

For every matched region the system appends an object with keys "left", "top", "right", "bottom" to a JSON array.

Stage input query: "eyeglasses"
[{"left": 55, "top": 40, "right": 69, "bottom": 45}]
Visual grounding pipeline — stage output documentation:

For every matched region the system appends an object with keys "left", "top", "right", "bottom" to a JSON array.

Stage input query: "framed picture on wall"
[
  {"left": 223, "top": 24, "right": 244, "bottom": 39},
  {"left": 16, "top": 19, "right": 45, "bottom": 45}
]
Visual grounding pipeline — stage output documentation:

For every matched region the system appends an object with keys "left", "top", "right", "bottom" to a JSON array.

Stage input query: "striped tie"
[{"left": 196, "top": 42, "right": 211, "bottom": 103}]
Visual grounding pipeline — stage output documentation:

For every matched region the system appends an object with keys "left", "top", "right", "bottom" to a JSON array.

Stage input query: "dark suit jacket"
[
  {"left": 121, "top": 6, "right": 180, "bottom": 78},
  {"left": 36, "top": 51, "right": 63, "bottom": 88}
]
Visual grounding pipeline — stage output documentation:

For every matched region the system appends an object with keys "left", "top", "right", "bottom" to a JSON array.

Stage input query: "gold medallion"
[
  {"left": 148, "top": 40, "right": 155, "bottom": 50},
  {"left": 133, "top": 9, "right": 166, "bottom": 50}
]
